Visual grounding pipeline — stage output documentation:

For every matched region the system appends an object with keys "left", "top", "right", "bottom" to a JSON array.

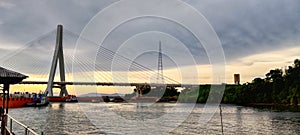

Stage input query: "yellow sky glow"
[{"left": 10, "top": 45, "right": 300, "bottom": 95}]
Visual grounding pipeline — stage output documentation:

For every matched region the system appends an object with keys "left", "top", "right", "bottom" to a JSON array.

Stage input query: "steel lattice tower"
[{"left": 157, "top": 41, "right": 164, "bottom": 83}]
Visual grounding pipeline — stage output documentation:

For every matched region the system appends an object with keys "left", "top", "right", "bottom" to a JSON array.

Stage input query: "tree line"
[
  {"left": 125, "top": 59, "right": 300, "bottom": 105},
  {"left": 181, "top": 59, "right": 300, "bottom": 105}
]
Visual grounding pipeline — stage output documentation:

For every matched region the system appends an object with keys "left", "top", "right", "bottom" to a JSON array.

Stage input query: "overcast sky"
[{"left": 1, "top": 0, "right": 300, "bottom": 86}]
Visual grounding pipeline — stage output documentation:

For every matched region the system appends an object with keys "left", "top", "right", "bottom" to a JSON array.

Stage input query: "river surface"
[{"left": 8, "top": 103, "right": 300, "bottom": 135}]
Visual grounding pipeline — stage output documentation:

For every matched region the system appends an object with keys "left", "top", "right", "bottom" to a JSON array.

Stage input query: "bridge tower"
[{"left": 45, "top": 25, "right": 68, "bottom": 97}]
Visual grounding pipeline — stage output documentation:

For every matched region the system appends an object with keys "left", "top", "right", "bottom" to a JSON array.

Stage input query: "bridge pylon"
[{"left": 45, "top": 25, "right": 68, "bottom": 97}]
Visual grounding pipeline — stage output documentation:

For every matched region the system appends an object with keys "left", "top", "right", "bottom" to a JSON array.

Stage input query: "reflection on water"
[
  {"left": 8, "top": 103, "right": 300, "bottom": 134},
  {"left": 110, "top": 103, "right": 167, "bottom": 120}
]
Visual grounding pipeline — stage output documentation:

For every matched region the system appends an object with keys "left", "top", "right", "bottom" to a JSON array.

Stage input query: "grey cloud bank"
[{"left": 0, "top": 0, "right": 299, "bottom": 74}]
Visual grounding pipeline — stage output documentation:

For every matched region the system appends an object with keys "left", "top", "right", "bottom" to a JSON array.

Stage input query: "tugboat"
[{"left": 25, "top": 93, "right": 49, "bottom": 107}]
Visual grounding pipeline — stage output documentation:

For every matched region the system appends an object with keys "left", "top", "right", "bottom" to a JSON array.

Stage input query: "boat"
[
  {"left": 25, "top": 93, "right": 49, "bottom": 107},
  {"left": 110, "top": 96, "right": 125, "bottom": 103},
  {"left": 77, "top": 97, "right": 102, "bottom": 102},
  {"left": 91, "top": 99, "right": 101, "bottom": 103},
  {"left": 0, "top": 97, "right": 34, "bottom": 108},
  {"left": 91, "top": 91, "right": 102, "bottom": 103},
  {"left": 25, "top": 101, "right": 49, "bottom": 107},
  {"left": 47, "top": 95, "right": 78, "bottom": 102},
  {"left": 0, "top": 92, "right": 35, "bottom": 108}
]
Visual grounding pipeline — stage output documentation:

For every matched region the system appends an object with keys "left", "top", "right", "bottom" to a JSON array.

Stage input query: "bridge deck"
[{"left": 19, "top": 81, "right": 199, "bottom": 87}]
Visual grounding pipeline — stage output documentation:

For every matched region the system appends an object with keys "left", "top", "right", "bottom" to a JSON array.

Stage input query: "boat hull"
[
  {"left": 25, "top": 102, "right": 49, "bottom": 107},
  {"left": 0, "top": 98, "right": 34, "bottom": 108}
]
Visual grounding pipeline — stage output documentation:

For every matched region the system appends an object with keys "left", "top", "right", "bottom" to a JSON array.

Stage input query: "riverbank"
[
  {"left": 245, "top": 103, "right": 299, "bottom": 106},
  {"left": 238, "top": 103, "right": 300, "bottom": 112}
]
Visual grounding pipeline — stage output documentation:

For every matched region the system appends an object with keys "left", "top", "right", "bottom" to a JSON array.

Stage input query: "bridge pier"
[
  {"left": 136, "top": 85, "right": 143, "bottom": 97},
  {"left": 59, "top": 84, "right": 68, "bottom": 97}
]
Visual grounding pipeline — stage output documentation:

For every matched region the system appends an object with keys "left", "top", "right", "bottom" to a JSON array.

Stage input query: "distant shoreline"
[
  {"left": 236, "top": 103, "right": 300, "bottom": 112},
  {"left": 243, "top": 103, "right": 299, "bottom": 106}
]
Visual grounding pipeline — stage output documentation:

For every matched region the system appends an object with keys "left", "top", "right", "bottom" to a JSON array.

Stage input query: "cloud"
[
  {"left": 0, "top": 0, "right": 114, "bottom": 47},
  {"left": 186, "top": 0, "right": 300, "bottom": 59},
  {"left": 226, "top": 45, "right": 300, "bottom": 83},
  {"left": 0, "top": 1, "right": 15, "bottom": 9},
  {"left": 0, "top": 0, "right": 300, "bottom": 84}
]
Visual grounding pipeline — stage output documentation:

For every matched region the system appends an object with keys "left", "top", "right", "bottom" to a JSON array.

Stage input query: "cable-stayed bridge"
[{"left": 1, "top": 25, "right": 198, "bottom": 97}]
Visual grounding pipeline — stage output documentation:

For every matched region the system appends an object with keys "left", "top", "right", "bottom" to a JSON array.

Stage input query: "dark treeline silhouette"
[
  {"left": 181, "top": 59, "right": 300, "bottom": 106},
  {"left": 224, "top": 59, "right": 300, "bottom": 105},
  {"left": 124, "top": 86, "right": 179, "bottom": 102},
  {"left": 124, "top": 59, "right": 300, "bottom": 105}
]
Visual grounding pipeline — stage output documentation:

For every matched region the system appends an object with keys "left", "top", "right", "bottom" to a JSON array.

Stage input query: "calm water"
[{"left": 8, "top": 103, "right": 300, "bottom": 135}]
